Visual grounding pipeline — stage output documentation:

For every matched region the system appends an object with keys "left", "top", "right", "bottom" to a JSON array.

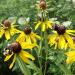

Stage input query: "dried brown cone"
[
  {"left": 24, "top": 27, "right": 31, "bottom": 35},
  {"left": 53, "top": 25, "right": 66, "bottom": 35},
  {"left": 7, "top": 42, "right": 22, "bottom": 53},
  {"left": 39, "top": 0, "right": 46, "bottom": 10},
  {"left": 2, "top": 19, "right": 11, "bottom": 28}
]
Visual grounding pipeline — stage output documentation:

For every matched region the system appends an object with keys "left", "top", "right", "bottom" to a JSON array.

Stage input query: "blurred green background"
[{"left": 0, "top": 0, "right": 75, "bottom": 21}]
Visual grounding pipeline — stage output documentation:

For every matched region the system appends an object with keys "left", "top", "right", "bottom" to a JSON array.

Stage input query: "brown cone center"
[
  {"left": 53, "top": 25, "right": 66, "bottom": 35},
  {"left": 39, "top": 0, "right": 46, "bottom": 10},
  {"left": 2, "top": 20, "right": 11, "bottom": 28},
  {"left": 6, "top": 42, "right": 22, "bottom": 53},
  {"left": 24, "top": 27, "right": 31, "bottom": 35}
]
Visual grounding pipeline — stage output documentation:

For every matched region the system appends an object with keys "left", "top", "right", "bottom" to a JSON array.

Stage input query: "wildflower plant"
[
  {"left": 0, "top": 19, "right": 21, "bottom": 40},
  {"left": 35, "top": 0, "right": 54, "bottom": 32},
  {"left": 3, "top": 42, "right": 35, "bottom": 69},
  {"left": 48, "top": 25, "right": 75, "bottom": 49},
  {"left": 0, "top": 0, "right": 75, "bottom": 75},
  {"left": 16, "top": 26, "right": 41, "bottom": 45}
]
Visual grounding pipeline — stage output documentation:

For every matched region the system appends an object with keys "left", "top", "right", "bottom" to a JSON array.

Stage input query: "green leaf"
[
  {"left": 16, "top": 55, "right": 31, "bottom": 75},
  {"left": 27, "top": 61, "right": 39, "bottom": 72}
]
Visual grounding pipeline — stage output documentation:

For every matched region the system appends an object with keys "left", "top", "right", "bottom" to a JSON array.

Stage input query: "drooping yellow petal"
[
  {"left": 35, "top": 21, "right": 41, "bottom": 30},
  {"left": 66, "top": 32, "right": 75, "bottom": 36},
  {"left": 65, "top": 51, "right": 75, "bottom": 64},
  {"left": 0, "top": 29, "right": 4, "bottom": 38},
  {"left": 48, "top": 34, "right": 57, "bottom": 45},
  {"left": 42, "top": 22, "right": 45, "bottom": 31},
  {"left": 66, "top": 30, "right": 75, "bottom": 33},
  {"left": 21, "top": 42, "right": 37, "bottom": 49},
  {"left": 30, "top": 35, "right": 36, "bottom": 43},
  {"left": 46, "top": 21, "right": 52, "bottom": 29},
  {"left": 64, "top": 33, "right": 74, "bottom": 48},
  {"left": 4, "top": 53, "right": 14, "bottom": 62},
  {"left": 66, "top": 30, "right": 75, "bottom": 36},
  {"left": 5, "top": 30, "right": 10, "bottom": 40},
  {"left": 31, "top": 32, "right": 41, "bottom": 39},
  {"left": 58, "top": 35, "right": 65, "bottom": 49},
  {"left": 65, "top": 43, "right": 68, "bottom": 50},
  {"left": 26, "top": 35, "right": 31, "bottom": 44},
  {"left": 9, "top": 54, "right": 16, "bottom": 69},
  {"left": 19, "top": 50, "right": 31, "bottom": 64},
  {"left": 16, "top": 32, "right": 25, "bottom": 43},
  {"left": 66, "top": 56, "right": 75, "bottom": 64},
  {"left": 10, "top": 27, "right": 21, "bottom": 36},
  {"left": 20, "top": 50, "right": 35, "bottom": 60},
  {"left": 65, "top": 51, "right": 75, "bottom": 57}
]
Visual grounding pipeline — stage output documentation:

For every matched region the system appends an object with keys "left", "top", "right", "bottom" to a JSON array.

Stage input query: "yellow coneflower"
[
  {"left": 16, "top": 27, "right": 41, "bottom": 44},
  {"left": 3, "top": 42, "right": 35, "bottom": 69},
  {"left": 48, "top": 25, "right": 75, "bottom": 49},
  {"left": 0, "top": 19, "right": 21, "bottom": 40},
  {"left": 65, "top": 50, "right": 75, "bottom": 64},
  {"left": 35, "top": 17, "right": 53, "bottom": 32}
]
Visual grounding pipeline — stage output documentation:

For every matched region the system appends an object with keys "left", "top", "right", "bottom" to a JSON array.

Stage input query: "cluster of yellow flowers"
[
  {"left": 0, "top": 0, "right": 75, "bottom": 69},
  {"left": 0, "top": 18, "right": 41, "bottom": 69}
]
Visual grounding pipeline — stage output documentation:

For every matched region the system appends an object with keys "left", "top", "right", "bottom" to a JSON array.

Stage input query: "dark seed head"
[
  {"left": 54, "top": 25, "right": 66, "bottom": 35},
  {"left": 57, "top": 25, "right": 66, "bottom": 35},
  {"left": 6, "top": 42, "right": 22, "bottom": 53},
  {"left": 2, "top": 20, "right": 11, "bottom": 28},
  {"left": 24, "top": 27, "right": 31, "bottom": 35},
  {"left": 39, "top": 0, "right": 46, "bottom": 10}
]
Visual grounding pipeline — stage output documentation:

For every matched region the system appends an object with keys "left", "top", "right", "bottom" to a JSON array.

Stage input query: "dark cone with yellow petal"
[
  {"left": 54, "top": 25, "right": 66, "bottom": 35},
  {"left": 7, "top": 42, "right": 22, "bottom": 53},
  {"left": 2, "top": 20, "right": 11, "bottom": 28},
  {"left": 57, "top": 25, "right": 66, "bottom": 35},
  {"left": 39, "top": 0, "right": 46, "bottom": 10},
  {"left": 24, "top": 27, "right": 31, "bottom": 35}
]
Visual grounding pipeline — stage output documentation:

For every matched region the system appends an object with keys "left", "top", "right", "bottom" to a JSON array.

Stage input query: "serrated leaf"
[{"left": 27, "top": 61, "right": 39, "bottom": 72}]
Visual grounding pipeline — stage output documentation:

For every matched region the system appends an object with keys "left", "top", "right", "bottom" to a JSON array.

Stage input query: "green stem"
[
  {"left": 70, "top": 0, "right": 75, "bottom": 8},
  {"left": 39, "top": 31, "right": 43, "bottom": 55},
  {"left": 38, "top": 10, "right": 47, "bottom": 75},
  {"left": 44, "top": 31, "right": 48, "bottom": 75},
  {"left": 38, "top": 30, "right": 43, "bottom": 75}
]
